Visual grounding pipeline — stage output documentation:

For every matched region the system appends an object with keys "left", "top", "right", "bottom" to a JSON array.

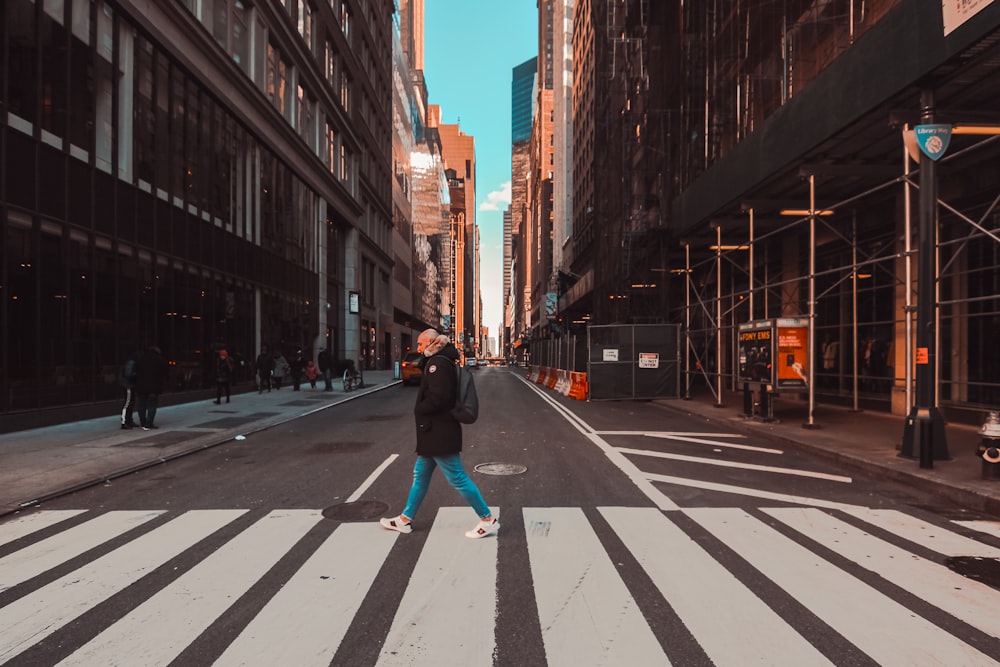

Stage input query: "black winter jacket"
[
  {"left": 134, "top": 346, "right": 169, "bottom": 395},
  {"left": 413, "top": 342, "right": 462, "bottom": 457}
]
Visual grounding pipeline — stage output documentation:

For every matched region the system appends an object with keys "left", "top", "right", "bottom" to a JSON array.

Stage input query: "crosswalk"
[{"left": 1, "top": 506, "right": 999, "bottom": 666}]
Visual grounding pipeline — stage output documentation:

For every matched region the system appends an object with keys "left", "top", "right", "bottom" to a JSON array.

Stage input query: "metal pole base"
[
  {"left": 901, "top": 406, "right": 951, "bottom": 467},
  {"left": 759, "top": 388, "right": 775, "bottom": 423}
]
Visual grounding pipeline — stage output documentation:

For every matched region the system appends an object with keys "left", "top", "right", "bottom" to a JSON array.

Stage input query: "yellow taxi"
[{"left": 401, "top": 351, "right": 424, "bottom": 385}]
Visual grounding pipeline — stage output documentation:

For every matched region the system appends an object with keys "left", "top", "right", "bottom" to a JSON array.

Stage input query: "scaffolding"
[{"left": 675, "top": 129, "right": 1000, "bottom": 422}]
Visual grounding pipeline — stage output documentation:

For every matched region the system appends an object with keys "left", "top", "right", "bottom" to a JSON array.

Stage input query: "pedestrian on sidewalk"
[
  {"left": 318, "top": 347, "right": 333, "bottom": 391},
  {"left": 290, "top": 349, "right": 305, "bottom": 391},
  {"left": 134, "top": 344, "right": 168, "bottom": 430},
  {"left": 214, "top": 349, "right": 233, "bottom": 404},
  {"left": 305, "top": 359, "right": 318, "bottom": 389},
  {"left": 272, "top": 351, "right": 289, "bottom": 390},
  {"left": 380, "top": 328, "right": 499, "bottom": 539},
  {"left": 255, "top": 346, "right": 273, "bottom": 393},
  {"left": 119, "top": 352, "right": 138, "bottom": 429}
]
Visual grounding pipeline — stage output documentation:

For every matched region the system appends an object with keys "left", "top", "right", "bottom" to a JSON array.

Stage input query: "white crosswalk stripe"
[
  {"left": 215, "top": 522, "right": 397, "bottom": 667},
  {"left": 686, "top": 507, "right": 997, "bottom": 665},
  {"left": 1, "top": 506, "right": 998, "bottom": 666},
  {"left": 524, "top": 507, "right": 669, "bottom": 665},
  {"left": 59, "top": 510, "right": 320, "bottom": 667},
  {"left": 0, "top": 510, "right": 165, "bottom": 593},
  {"left": 378, "top": 507, "right": 499, "bottom": 666},
  {"left": 0, "top": 510, "right": 87, "bottom": 548},
  {"left": 0, "top": 510, "right": 244, "bottom": 663},
  {"left": 600, "top": 506, "right": 833, "bottom": 666},
  {"left": 764, "top": 507, "right": 1000, "bottom": 640}
]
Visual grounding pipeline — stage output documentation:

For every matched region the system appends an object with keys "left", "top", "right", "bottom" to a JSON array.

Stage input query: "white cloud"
[{"left": 479, "top": 181, "right": 512, "bottom": 211}]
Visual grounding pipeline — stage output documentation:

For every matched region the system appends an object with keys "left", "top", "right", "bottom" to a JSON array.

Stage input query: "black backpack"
[{"left": 451, "top": 364, "right": 479, "bottom": 424}]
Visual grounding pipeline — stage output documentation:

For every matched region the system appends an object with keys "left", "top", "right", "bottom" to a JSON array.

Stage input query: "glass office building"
[{"left": 1, "top": 0, "right": 394, "bottom": 422}]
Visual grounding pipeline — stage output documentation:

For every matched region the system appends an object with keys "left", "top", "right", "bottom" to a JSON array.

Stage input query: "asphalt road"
[{"left": 3, "top": 368, "right": 1000, "bottom": 666}]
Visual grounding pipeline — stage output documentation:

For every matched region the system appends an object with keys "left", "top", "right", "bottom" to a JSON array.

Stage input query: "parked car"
[{"left": 401, "top": 352, "right": 423, "bottom": 385}]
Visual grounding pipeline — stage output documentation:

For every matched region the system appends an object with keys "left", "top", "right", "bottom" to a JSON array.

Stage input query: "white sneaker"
[
  {"left": 465, "top": 516, "right": 499, "bottom": 539},
  {"left": 380, "top": 516, "right": 412, "bottom": 534}
]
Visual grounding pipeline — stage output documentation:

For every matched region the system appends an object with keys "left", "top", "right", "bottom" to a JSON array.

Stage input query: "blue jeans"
[{"left": 403, "top": 454, "right": 490, "bottom": 521}]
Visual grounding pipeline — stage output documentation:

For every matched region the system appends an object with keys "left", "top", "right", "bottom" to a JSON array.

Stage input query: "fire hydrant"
[{"left": 979, "top": 411, "right": 1000, "bottom": 480}]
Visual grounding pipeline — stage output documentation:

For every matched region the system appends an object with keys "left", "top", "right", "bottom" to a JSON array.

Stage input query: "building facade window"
[{"left": 340, "top": 70, "right": 351, "bottom": 110}]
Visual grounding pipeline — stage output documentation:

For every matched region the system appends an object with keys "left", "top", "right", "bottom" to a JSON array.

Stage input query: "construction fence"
[{"left": 527, "top": 325, "right": 682, "bottom": 401}]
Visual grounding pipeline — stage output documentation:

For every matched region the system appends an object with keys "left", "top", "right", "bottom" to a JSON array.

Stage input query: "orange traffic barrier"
[
  {"left": 568, "top": 372, "right": 588, "bottom": 400},
  {"left": 536, "top": 366, "right": 549, "bottom": 385},
  {"left": 556, "top": 370, "right": 571, "bottom": 395},
  {"left": 545, "top": 368, "right": 558, "bottom": 390}
]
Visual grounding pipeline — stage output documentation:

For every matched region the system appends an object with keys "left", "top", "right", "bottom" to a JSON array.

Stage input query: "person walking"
[
  {"left": 134, "top": 344, "right": 168, "bottom": 430},
  {"left": 255, "top": 347, "right": 273, "bottom": 393},
  {"left": 214, "top": 349, "right": 233, "bottom": 404},
  {"left": 272, "top": 351, "right": 289, "bottom": 390},
  {"left": 305, "top": 359, "right": 318, "bottom": 389},
  {"left": 380, "top": 329, "right": 499, "bottom": 539},
  {"left": 119, "top": 352, "right": 138, "bottom": 429},
  {"left": 290, "top": 349, "right": 305, "bottom": 391},
  {"left": 318, "top": 347, "right": 333, "bottom": 391}
]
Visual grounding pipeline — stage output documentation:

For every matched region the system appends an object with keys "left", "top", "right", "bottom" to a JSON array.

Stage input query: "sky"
[{"left": 422, "top": 1, "right": 539, "bottom": 346}]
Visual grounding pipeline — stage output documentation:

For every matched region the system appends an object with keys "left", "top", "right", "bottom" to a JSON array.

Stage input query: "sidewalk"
[
  {"left": 655, "top": 388, "right": 1000, "bottom": 517},
  {"left": 0, "top": 371, "right": 400, "bottom": 517}
]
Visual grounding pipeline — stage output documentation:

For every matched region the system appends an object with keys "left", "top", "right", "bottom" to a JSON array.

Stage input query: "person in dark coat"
[
  {"left": 289, "top": 349, "right": 305, "bottom": 391},
  {"left": 380, "top": 329, "right": 498, "bottom": 539},
  {"left": 134, "top": 345, "right": 169, "bottom": 430},
  {"left": 214, "top": 349, "right": 233, "bottom": 404},
  {"left": 255, "top": 347, "right": 273, "bottom": 393},
  {"left": 119, "top": 352, "right": 138, "bottom": 429},
  {"left": 317, "top": 347, "right": 333, "bottom": 391}
]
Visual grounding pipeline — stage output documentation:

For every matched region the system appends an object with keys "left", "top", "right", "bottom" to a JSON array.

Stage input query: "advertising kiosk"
[{"left": 738, "top": 319, "right": 809, "bottom": 420}]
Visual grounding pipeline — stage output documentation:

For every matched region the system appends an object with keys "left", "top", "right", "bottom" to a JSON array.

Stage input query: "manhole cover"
[
  {"left": 945, "top": 556, "right": 1000, "bottom": 590},
  {"left": 473, "top": 462, "right": 527, "bottom": 475},
  {"left": 322, "top": 500, "right": 390, "bottom": 522}
]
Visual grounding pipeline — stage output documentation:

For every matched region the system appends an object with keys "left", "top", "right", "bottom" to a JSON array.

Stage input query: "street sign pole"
[{"left": 902, "top": 88, "right": 950, "bottom": 466}]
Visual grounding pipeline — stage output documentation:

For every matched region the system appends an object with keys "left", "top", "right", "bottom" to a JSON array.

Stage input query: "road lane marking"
[
  {"left": 618, "top": 448, "right": 853, "bottom": 483},
  {"left": 686, "top": 507, "right": 996, "bottom": 666},
  {"left": 59, "top": 509, "right": 321, "bottom": 667},
  {"left": 647, "top": 473, "right": 863, "bottom": 509},
  {"left": 642, "top": 432, "right": 783, "bottom": 454},
  {"left": 524, "top": 507, "right": 669, "bottom": 665},
  {"left": 520, "top": 378, "right": 680, "bottom": 510},
  {"left": 377, "top": 507, "right": 499, "bottom": 667},
  {"left": 600, "top": 507, "right": 832, "bottom": 667},
  {"left": 0, "top": 510, "right": 245, "bottom": 663},
  {"left": 599, "top": 430, "right": 784, "bottom": 455},
  {"left": 347, "top": 453, "right": 399, "bottom": 503},
  {"left": 0, "top": 509, "right": 87, "bottom": 547},
  {"left": 765, "top": 507, "right": 1000, "bottom": 640},
  {"left": 216, "top": 522, "right": 398, "bottom": 667},
  {"left": 0, "top": 510, "right": 164, "bottom": 593}
]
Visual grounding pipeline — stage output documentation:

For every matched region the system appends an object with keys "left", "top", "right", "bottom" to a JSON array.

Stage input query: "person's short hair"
[{"left": 418, "top": 328, "right": 439, "bottom": 345}]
